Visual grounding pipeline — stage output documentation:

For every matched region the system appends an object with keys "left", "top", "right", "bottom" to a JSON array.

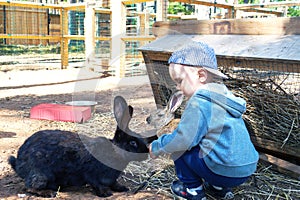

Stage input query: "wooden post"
[
  {"left": 232, "top": 0, "right": 238, "bottom": 19},
  {"left": 61, "top": 8, "right": 69, "bottom": 69},
  {"left": 140, "top": 12, "right": 145, "bottom": 36},
  {"left": 227, "top": 8, "right": 233, "bottom": 19},
  {"left": 139, "top": 10, "right": 150, "bottom": 47},
  {"left": 85, "top": 0, "right": 96, "bottom": 71},
  {"left": 140, "top": 10, "right": 150, "bottom": 36},
  {"left": 156, "top": 0, "right": 167, "bottom": 21},
  {"left": 283, "top": 6, "right": 288, "bottom": 17},
  {"left": 111, "top": 0, "right": 126, "bottom": 78}
]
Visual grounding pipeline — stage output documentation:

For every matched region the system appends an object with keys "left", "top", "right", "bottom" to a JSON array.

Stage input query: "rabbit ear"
[
  {"left": 114, "top": 96, "right": 132, "bottom": 131},
  {"left": 128, "top": 105, "right": 134, "bottom": 118},
  {"left": 168, "top": 91, "right": 184, "bottom": 113}
]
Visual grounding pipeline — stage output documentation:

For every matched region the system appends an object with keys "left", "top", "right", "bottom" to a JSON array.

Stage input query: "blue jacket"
[{"left": 151, "top": 83, "right": 259, "bottom": 178}]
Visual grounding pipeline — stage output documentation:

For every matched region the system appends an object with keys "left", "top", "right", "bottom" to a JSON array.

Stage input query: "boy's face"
[{"left": 169, "top": 63, "right": 206, "bottom": 97}]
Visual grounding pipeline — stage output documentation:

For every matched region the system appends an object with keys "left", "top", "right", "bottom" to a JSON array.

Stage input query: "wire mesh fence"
[
  {"left": 221, "top": 64, "right": 300, "bottom": 149},
  {"left": 0, "top": 1, "right": 153, "bottom": 76},
  {"left": 140, "top": 38, "right": 300, "bottom": 163}
]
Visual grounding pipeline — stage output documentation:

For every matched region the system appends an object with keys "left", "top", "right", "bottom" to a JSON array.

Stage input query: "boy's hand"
[{"left": 149, "top": 143, "right": 158, "bottom": 159}]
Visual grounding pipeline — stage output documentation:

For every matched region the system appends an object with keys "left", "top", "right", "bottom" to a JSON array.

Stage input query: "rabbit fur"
[
  {"left": 146, "top": 91, "right": 184, "bottom": 137},
  {"left": 8, "top": 96, "right": 150, "bottom": 197}
]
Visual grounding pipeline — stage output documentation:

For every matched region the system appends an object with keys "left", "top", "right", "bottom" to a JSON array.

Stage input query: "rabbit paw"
[
  {"left": 26, "top": 188, "right": 57, "bottom": 198},
  {"left": 94, "top": 186, "right": 113, "bottom": 197},
  {"left": 111, "top": 182, "right": 129, "bottom": 192}
]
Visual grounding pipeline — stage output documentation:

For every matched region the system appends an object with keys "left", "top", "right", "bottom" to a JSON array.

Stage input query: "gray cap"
[{"left": 168, "top": 41, "right": 228, "bottom": 79}]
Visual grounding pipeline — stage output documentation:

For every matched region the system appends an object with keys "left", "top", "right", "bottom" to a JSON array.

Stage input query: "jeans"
[{"left": 172, "top": 146, "right": 249, "bottom": 188}]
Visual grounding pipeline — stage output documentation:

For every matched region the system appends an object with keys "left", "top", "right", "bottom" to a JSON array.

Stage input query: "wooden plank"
[
  {"left": 0, "top": 34, "right": 60, "bottom": 40},
  {"left": 95, "top": 36, "right": 111, "bottom": 41},
  {"left": 241, "top": 8, "right": 283, "bottom": 16},
  {"left": 111, "top": 0, "right": 126, "bottom": 78},
  {"left": 156, "top": 0, "right": 167, "bottom": 21},
  {"left": 139, "top": 11, "right": 149, "bottom": 36},
  {"left": 251, "top": 136, "right": 300, "bottom": 165},
  {"left": 139, "top": 34, "right": 300, "bottom": 67},
  {"left": 95, "top": 8, "right": 111, "bottom": 14},
  {"left": 85, "top": 0, "right": 96, "bottom": 70},
  {"left": 102, "top": 0, "right": 110, "bottom": 8},
  {"left": 0, "top": 1, "right": 111, "bottom": 13},
  {"left": 61, "top": 3, "right": 85, "bottom": 11},
  {"left": 217, "top": 55, "right": 300, "bottom": 73},
  {"left": 49, "top": 24, "right": 60, "bottom": 44},
  {"left": 49, "top": 24, "right": 60, "bottom": 30},
  {"left": 259, "top": 153, "right": 300, "bottom": 180},
  {"left": 141, "top": 51, "right": 171, "bottom": 62},
  {"left": 61, "top": 8, "right": 68, "bottom": 69},
  {"left": 0, "top": 0, "right": 61, "bottom": 9},
  {"left": 50, "top": 14, "right": 60, "bottom": 24},
  {"left": 170, "top": 0, "right": 233, "bottom": 9},
  {"left": 0, "top": 34, "right": 111, "bottom": 41},
  {"left": 4, "top": 6, "right": 49, "bottom": 45},
  {"left": 63, "top": 3, "right": 110, "bottom": 11},
  {"left": 121, "top": 35, "right": 156, "bottom": 41},
  {"left": 0, "top": 8, "right": 4, "bottom": 35},
  {"left": 122, "top": 0, "right": 154, "bottom": 5},
  {"left": 4, "top": 7, "right": 49, "bottom": 13},
  {"left": 152, "top": 17, "right": 300, "bottom": 36},
  {"left": 235, "top": 1, "right": 300, "bottom": 10}
]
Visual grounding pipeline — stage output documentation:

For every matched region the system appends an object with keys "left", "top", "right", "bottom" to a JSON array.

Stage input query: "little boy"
[{"left": 149, "top": 41, "right": 259, "bottom": 200}]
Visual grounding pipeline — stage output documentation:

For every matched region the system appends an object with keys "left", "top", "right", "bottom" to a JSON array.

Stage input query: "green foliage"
[
  {"left": 237, "top": 0, "right": 260, "bottom": 4},
  {"left": 236, "top": 0, "right": 300, "bottom": 17},
  {"left": 288, "top": 6, "right": 300, "bottom": 17},
  {"left": 0, "top": 44, "right": 59, "bottom": 55},
  {"left": 168, "top": 2, "right": 193, "bottom": 15},
  {"left": 69, "top": 43, "right": 85, "bottom": 53},
  {"left": 0, "top": 43, "right": 85, "bottom": 56},
  {"left": 274, "top": 0, "right": 300, "bottom": 17}
]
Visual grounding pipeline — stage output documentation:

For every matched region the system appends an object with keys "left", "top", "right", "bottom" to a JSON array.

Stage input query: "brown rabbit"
[{"left": 146, "top": 91, "right": 184, "bottom": 137}]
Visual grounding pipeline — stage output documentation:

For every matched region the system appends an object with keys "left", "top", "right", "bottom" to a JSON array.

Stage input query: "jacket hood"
[{"left": 195, "top": 83, "right": 246, "bottom": 118}]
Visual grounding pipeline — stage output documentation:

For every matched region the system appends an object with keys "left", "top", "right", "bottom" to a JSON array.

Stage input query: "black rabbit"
[{"left": 8, "top": 96, "right": 150, "bottom": 197}]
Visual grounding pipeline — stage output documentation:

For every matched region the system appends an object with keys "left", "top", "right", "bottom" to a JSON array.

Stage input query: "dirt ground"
[{"left": 0, "top": 71, "right": 299, "bottom": 200}]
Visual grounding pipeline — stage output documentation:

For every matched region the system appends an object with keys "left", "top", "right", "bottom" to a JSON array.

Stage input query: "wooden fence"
[
  {"left": 0, "top": 6, "right": 60, "bottom": 45},
  {"left": 0, "top": 0, "right": 157, "bottom": 74}
]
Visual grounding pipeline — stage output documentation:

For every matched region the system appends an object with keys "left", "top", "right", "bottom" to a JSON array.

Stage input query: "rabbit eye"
[{"left": 129, "top": 141, "right": 138, "bottom": 148}]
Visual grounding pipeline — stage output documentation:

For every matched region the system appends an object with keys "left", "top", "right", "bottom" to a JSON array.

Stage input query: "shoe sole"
[
  {"left": 170, "top": 189, "right": 187, "bottom": 200},
  {"left": 204, "top": 183, "right": 234, "bottom": 200},
  {"left": 171, "top": 189, "right": 207, "bottom": 200}
]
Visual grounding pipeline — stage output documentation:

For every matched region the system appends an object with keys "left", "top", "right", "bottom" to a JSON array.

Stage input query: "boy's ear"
[{"left": 198, "top": 68, "right": 208, "bottom": 83}]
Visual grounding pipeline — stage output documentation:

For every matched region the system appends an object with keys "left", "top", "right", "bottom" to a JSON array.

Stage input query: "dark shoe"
[
  {"left": 171, "top": 180, "right": 206, "bottom": 200},
  {"left": 204, "top": 182, "right": 234, "bottom": 199}
]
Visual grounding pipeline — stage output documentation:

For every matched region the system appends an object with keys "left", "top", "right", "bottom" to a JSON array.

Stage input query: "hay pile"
[
  {"left": 224, "top": 68, "right": 300, "bottom": 149},
  {"left": 121, "top": 158, "right": 300, "bottom": 199},
  {"left": 77, "top": 111, "right": 300, "bottom": 199}
]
